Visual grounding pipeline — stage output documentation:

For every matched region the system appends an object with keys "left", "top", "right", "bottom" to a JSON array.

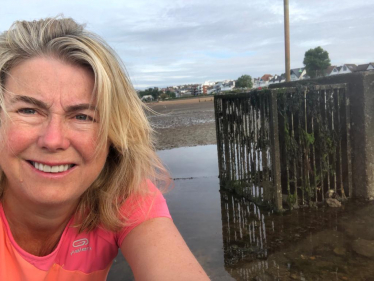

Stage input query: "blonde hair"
[{"left": 0, "top": 17, "right": 170, "bottom": 232}]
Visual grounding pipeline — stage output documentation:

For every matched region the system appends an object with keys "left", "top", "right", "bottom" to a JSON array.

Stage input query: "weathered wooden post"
[{"left": 269, "top": 90, "right": 282, "bottom": 210}]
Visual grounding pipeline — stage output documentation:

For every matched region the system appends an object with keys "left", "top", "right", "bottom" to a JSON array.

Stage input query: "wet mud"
[{"left": 147, "top": 97, "right": 216, "bottom": 150}]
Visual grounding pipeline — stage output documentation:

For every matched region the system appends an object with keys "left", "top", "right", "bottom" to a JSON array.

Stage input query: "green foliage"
[
  {"left": 235, "top": 74, "right": 253, "bottom": 88},
  {"left": 287, "top": 193, "right": 297, "bottom": 209},
  {"left": 277, "top": 84, "right": 340, "bottom": 206},
  {"left": 167, "top": 91, "right": 176, "bottom": 99},
  {"left": 138, "top": 87, "right": 162, "bottom": 100},
  {"left": 303, "top": 46, "right": 331, "bottom": 78},
  {"left": 301, "top": 129, "right": 315, "bottom": 146},
  {"left": 160, "top": 93, "right": 168, "bottom": 100}
]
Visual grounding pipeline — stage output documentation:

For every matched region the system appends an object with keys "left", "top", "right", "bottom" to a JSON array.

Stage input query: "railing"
[
  {"left": 214, "top": 83, "right": 352, "bottom": 210},
  {"left": 215, "top": 90, "right": 277, "bottom": 205},
  {"left": 277, "top": 84, "right": 352, "bottom": 208}
]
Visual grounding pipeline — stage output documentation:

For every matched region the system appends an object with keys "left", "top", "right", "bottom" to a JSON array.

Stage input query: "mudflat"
[{"left": 147, "top": 97, "right": 216, "bottom": 150}]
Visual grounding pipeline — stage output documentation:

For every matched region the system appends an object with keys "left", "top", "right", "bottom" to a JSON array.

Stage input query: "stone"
[
  {"left": 333, "top": 247, "right": 346, "bottom": 256},
  {"left": 253, "top": 272, "right": 275, "bottom": 281},
  {"left": 352, "top": 239, "right": 374, "bottom": 258},
  {"left": 325, "top": 198, "right": 341, "bottom": 207},
  {"left": 325, "top": 189, "right": 335, "bottom": 198}
]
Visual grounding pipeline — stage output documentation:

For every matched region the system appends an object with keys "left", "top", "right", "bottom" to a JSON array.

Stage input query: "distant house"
[
  {"left": 206, "top": 86, "right": 216, "bottom": 95},
  {"left": 203, "top": 85, "right": 215, "bottom": 94},
  {"left": 215, "top": 80, "right": 235, "bottom": 93},
  {"left": 339, "top": 64, "right": 357, "bottom": 74},
  {"left": 259, "top": 74, "right": 273, "bottom": 87},
  {"left": 355, "top": 63, "right": 374, "bottom": 72},
  {"left": 268, "top": 75, "right": 278, "bottom": 85},
  {"left": 203, "top": 81, "right": 216, "bottom": 86},
  {"left": 278, "top": 74, "right": 286, "bottom": 83},
  {"left": 191, "top": 84, "right": 202, "bottom": 96},
  {"left": 268, "top": 74, "right": 285, "bottom": 85},
  {"left": 325, "top": 65, "right": 339, "bottom": 76},
  {"left": 253, "top": 77, "right": 261, "bottom": 88},
  {"left": 290, "top": 68, "right": 307, "bottom": 80}
]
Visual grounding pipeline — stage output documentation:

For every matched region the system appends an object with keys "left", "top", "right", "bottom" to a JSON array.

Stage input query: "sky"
[{"left": 1, "top": 0, "right": 373, "bottom": 89}]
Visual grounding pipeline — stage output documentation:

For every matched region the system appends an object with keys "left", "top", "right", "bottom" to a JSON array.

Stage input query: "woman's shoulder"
[{"left": 116, "top": 180, "right": 172, "bottom": 246}]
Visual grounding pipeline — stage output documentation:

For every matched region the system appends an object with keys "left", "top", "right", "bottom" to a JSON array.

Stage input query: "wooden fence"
[{"left": 214, "top": 84, "right": 352, "bottom": 210}]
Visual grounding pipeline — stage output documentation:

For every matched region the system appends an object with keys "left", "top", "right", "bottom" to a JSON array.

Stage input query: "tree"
[
  {"left": 235, "top": 74, "right": 253, "bottom": 88},
  {"left": 138, "top": 87, "right": 162, "bottom": 100},
  {"left": 160, "top": 93, "right": 168, "bottom": 100},
  {"left": 168, "top": 91, "right": 176, "bottom": 99},
  {"left": 303, "top": 46, "right": 331, "bottom": 78}
]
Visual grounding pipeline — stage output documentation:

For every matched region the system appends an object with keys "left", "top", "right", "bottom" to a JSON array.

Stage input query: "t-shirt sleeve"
[{"left": 116, "top": 180, "right": 171, "bottom": 247}]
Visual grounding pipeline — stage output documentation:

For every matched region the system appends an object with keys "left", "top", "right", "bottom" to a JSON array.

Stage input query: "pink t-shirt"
[{"left": 0, "top": 181, "right": 171, "bottom": 280}]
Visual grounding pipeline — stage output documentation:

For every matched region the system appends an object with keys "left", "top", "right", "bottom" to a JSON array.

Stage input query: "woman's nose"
[{"left": 37, "top": 116, "right": 70, "bottom": 151}]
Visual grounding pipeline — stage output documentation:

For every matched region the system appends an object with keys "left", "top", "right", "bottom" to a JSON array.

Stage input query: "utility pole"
[{"left": 284, "top": 0, "right": 291, "bottom": 82}]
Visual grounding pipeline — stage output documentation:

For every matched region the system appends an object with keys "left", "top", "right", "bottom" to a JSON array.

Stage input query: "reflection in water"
[
  {"left": 221, "top": 187, "right": 374, "bottom": 280},
  {"left": 221, "top": 191, "right": 268, "bottom": 262},
  {"left": 157, "top": 145, "right": 219, "bottom": 179},
  {"left": 221, "top": 190, "right": 273, "bottom": 279},
  {"left": 108, "top": 145, "right": 374, "bottom": 281}
]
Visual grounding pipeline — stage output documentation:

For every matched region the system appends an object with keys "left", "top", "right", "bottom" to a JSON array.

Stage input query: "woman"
[{"left": 0, "top": 17, "right": 210, "bottom": 280}]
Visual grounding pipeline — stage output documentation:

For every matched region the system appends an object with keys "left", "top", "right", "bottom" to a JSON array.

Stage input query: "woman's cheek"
[{"left": 6, "top": 126, "right": 36, "bottom": 154}]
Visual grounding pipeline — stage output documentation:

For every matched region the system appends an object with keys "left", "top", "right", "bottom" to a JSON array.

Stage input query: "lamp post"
[{"left": 284, "top": 0, "right": 291, "bottom": 82}]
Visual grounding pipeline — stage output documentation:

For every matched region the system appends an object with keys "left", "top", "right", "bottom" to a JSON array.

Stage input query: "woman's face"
[{"left": 0, "top": 57, "right": 109, "bottom": 207}]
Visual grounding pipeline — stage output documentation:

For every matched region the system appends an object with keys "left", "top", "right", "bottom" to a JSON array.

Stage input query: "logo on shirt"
[
  {"left": 71, "top": 238, "right": 92, "bottom": 256},
  {"left": 73, "top": 238, "right": 89, "bottom": 247}
]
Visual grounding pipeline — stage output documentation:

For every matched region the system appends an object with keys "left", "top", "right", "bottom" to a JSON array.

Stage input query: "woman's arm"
[{"left": 121, "top": 217, "right": 210, "bottom": 281}]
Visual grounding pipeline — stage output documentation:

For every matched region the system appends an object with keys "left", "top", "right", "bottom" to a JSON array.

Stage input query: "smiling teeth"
[{"left": 32, "top": 162, "right": 72, "bottom": 173}]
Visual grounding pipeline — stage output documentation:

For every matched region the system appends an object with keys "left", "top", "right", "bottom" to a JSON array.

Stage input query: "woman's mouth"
[{"left": 28, "top": 161, "right": 75, "bottom": 173}]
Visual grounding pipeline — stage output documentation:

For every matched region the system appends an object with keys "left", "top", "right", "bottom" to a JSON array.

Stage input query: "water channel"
[{"left": 108, "top": 145, "right": 374, "bottom": 281}]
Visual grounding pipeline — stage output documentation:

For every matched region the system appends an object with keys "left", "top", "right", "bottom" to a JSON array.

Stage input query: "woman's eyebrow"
[
  {"left": 9, "top": 95, "right": 96, "bottom": 112},
  {"left": 65, "top": 104, "right": 96, "bottom": 113},
  {"left": 10, "top": 95, "right": 49, "bottom": 109}
]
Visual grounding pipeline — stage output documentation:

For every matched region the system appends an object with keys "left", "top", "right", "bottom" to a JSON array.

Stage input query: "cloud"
[{"left": 1, "top": 0, "right": 373, "bottom": 88}]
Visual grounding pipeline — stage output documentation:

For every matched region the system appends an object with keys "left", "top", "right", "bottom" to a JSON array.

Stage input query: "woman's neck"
[{"left": 2, "top": 191, "right": 77, "bottom": 256}]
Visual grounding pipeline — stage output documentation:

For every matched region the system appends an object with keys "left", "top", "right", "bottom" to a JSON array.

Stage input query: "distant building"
[
  {"left": 253, "top": 77, "right": 261, "bottom": 88},
  {"left": 214, "top": 80, "right": 235, "bottom": 93},
  {"left": 259, "top": 74, "right": 273, "bottom": 87},
  {"left": 339, "top": 64, "right": 357, "bottom": 74},
  {"left": 203, "top": 81, "right": 216, "bottom": 86},
  {"left": 191, "top": 84, "right": 202, "bottom": 96},
  {"left": 290, "top": 68, "right": 307, "bottom": 80},
  {"left": 355, "top": 63, "right": 374, "bottom": 72},
  {"left": 268, "top": 74, "right": 286, "bottom": 85},
  {"left": 206, "top": 86, "right": 215, "bottom": 94},
  {"left": 326, "top": 65, "right": 339, "bottom": 76}
]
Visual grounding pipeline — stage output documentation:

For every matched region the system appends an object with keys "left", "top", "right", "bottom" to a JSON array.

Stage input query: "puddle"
[
  {"left": 108, "top": 145, "right": 374, "bottom": 281},
  {"left": 157, "top": 145, "right": 219, "bottom": 179}
]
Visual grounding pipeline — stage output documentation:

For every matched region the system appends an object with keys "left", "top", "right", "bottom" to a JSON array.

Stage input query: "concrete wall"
[{"left": 270, "top": 71, "right": 374, "bottom": 199}]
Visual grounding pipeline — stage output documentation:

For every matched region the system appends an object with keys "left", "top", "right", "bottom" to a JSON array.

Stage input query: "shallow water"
[{"left": 108, "top": 145, "right": 374, "bottom": 281}]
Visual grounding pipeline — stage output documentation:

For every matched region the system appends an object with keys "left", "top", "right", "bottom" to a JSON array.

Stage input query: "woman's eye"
[
  {"left": 18, "top": 108, "right": 36, "bottom": 115},
  {"left": 75, "top": 114, "right": 93, "bottom": 121}
]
